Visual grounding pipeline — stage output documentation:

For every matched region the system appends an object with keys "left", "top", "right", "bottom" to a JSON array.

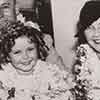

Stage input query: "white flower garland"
[{"left": 73, "top": 44, "right": 100, "bottom": 100}]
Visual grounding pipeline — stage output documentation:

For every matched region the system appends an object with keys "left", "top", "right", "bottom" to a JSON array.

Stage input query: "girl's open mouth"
[{"left": 94, "top": 39, "right": 100, "bottom": 44}]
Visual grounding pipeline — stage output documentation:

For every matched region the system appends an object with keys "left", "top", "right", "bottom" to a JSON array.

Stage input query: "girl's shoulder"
[
  {"left": 37, "top": 60, "right": 66, "bottom": 76},
  {"left": 0, "top": 63, "right": 16, "bottom": 83},
  {"left": 0, "top": 69, "right": 8, "bottom": 87},
  {"left": 36, "top": 60, "right": 73, "bottom": 85},
  {"left": 0, "top": 69, "right": 6, "bottom": 78},
  {"left": 38, "top": 60, "right": 61, "bottom": 72},
  {"left": 0, "top": 64, "right": 8, "bottom": 77}
]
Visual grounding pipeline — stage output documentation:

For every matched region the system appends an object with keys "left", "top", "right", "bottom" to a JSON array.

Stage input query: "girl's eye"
[
  {"left": 88, "top": 25, "right": 95, "bottom": 30},
  {"left": 28, "top": 48, "right": 35, "bottom": 51},
  {"left": 13, "top": 50, "right": 21, "bottom": 54}
]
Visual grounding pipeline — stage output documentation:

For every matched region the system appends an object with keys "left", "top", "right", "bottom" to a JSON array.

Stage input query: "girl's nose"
[
  {"left": 95, "top": 30, "right": 100, "bottom": 36},
  {"left": 22, "top": 52, "right": 29, "bottom": 60}
]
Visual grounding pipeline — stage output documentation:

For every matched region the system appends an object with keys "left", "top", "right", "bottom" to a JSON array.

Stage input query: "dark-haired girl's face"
[
  {"left": 84, "top": 17, "right": 100, "bottom": 53},
  {"left": 9, "top": 36, "right": 38, "bottom": 74}
]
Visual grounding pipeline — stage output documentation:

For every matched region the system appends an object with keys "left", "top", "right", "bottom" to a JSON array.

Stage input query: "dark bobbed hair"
[
  {"left": 75, "top": 0, "right": 100, "bottom": 47},
  {"left": 0, "top": 21, "right": 48, "bottom": 65}
]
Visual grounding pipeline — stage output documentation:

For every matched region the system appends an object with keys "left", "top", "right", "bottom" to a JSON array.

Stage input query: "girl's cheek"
[
  {"left": 85, "top": 31, "right": 94, "bottom": 40},
  {"left": 30, "top": 49, "right": 38, "bottom": 57},
  {"left": 30, "top": 53, "right": 38, "bottom": 59},
  {"left": 12, "top": 55, "right": 22, "bottom": 63}
]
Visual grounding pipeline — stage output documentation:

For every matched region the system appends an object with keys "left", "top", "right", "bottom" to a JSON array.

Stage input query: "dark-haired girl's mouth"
[{"left": 94, "top": 39, "right": 100, "bottom": 44}]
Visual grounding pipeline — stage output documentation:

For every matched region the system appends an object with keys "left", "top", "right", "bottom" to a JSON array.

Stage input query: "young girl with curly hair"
[{"left": 0, "top": 21, "right": 73, "bottom": 100}]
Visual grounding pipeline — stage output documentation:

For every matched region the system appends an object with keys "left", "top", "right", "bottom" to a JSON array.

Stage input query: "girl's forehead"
[
  {"left": 92, "top": 17, "right": 100, "bottom": 28},
  {"left": 12, "top": 36, "right": 35, "bottom": 50},
  {"left": 14, "top": 36, "right": 32, "bottom": 45}
]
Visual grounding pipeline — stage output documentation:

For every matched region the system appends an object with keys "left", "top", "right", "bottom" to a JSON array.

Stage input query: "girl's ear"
[{"left": 7, "top": 56, "right": 11, "bottom": 62}]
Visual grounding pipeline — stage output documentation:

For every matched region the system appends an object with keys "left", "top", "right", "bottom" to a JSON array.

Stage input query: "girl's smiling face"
[
  {"left": 9, "top": 36, "right": 38, "bottom": 73},
  {"left": 85, "top": 17, "right": 100, "bottom": 53}
]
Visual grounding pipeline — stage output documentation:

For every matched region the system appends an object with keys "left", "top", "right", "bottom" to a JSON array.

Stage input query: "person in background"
[
  {"left": 43, "top": 33, "right": 67, "bottom": 71},
  {"left": 0, "top": 0, "right": 16, "bottom": 29},
  {"left": 72, "top": 1, "right": 100, "bottom": 100}
]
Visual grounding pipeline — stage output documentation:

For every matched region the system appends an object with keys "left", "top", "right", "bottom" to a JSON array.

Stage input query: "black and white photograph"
[{"left": 0, "top": 0, "right": 100, "bottom": 100}]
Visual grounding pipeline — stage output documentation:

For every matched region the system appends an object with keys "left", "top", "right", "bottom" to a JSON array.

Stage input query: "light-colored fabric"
[
  {"left": 73, "top": 44, "right": 100, "bottom": 100},
  {"left": 43, "top": 34, "right": 66, "bottom": 71},
  {"left": 0, "top": 60, "right": 73, "bottom": 100},
  {"left": 46, "top": 47, "right": 66, "bottom": 71}
]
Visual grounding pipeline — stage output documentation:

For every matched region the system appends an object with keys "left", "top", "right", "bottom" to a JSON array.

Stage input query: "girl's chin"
[
  {"left": 14, "top": 64, "right": 35, "bottom": 75},
  {"left": 89, "top": 43, "right": 100, "bottom": 53},
  {"left": 12, "top": 60, "right": 38, "bottom": 74}
]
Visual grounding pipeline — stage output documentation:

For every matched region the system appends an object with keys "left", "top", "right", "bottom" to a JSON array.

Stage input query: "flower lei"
[
  {"left": 0, "top": 60, "right": 74, "bottom": 100},
  {"left": 72, "top": 44, "right": 100, "bottom": 100}
]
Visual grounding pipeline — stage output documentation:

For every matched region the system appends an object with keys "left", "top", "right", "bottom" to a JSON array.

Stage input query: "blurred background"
[{"left": 51, "top": 0, "right": 86, "bottom": 67}]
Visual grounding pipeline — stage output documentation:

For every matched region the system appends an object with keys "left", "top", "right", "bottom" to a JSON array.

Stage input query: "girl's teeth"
[{"left": 94, "top": 40, "right": 100, "bottom": 43}]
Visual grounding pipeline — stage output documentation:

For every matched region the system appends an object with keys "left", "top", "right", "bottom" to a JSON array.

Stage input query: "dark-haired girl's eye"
[
  {"left": 13, "top": 50, "right": 21, "bottom": 55},
  {"left": 88, "top": 25, "right": 95, "bottom": 30}
]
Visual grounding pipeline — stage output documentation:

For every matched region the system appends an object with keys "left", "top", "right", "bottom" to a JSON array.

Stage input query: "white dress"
[
  {"left": 0, "top": 60, "right": 73, "bottom": 100},
  {"left": 73, "top": 44, "right": 100, "bottom": 100}
]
